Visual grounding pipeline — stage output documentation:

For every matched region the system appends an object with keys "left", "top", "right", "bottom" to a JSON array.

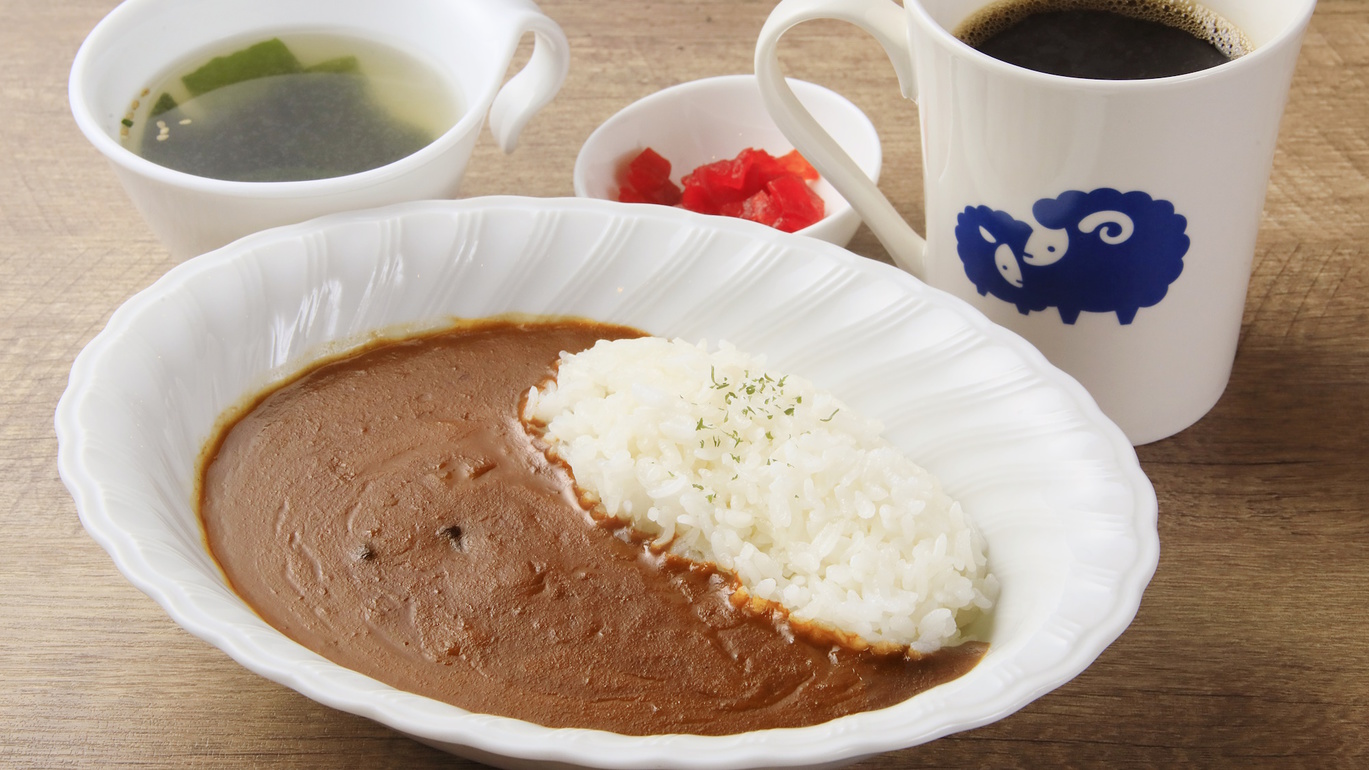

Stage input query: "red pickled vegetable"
[
  {"left": 739, "top": 188, "right": 779, "bottom": 227},
  {"left": 616, "top": 147, "right": 681, "bottom": 206},
  {"left": 777, "top": 149, "right": 820, "bottom": 181},
  {"left": 615, "top": 146, "right": 825, "bottom": 232},
  {"left": 762, "top": 173, "right": 825, "bottom": 232},
  {"left": 679, "top": 175, "right": 721, "bottom": 215}
]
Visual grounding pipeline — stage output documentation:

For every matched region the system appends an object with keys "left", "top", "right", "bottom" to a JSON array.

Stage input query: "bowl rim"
[{"left": 56, "top": 196, "right": 1158, "bottom": 769}]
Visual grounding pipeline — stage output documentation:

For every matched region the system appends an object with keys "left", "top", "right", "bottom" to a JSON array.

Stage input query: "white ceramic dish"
[
  {"left": 70, "top": 0, "right": 569, "bottom": 260},
  {"left": 57, "top": 197, "right": 1158, "bottom": 770},
  {"left": 573, "top": 75, "right": 880, "bottom": 248}
]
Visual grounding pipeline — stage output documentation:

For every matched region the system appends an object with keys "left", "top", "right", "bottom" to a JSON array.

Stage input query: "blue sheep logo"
[{"left": 955, "top": 188, "right": 1189, "bottom": 324}]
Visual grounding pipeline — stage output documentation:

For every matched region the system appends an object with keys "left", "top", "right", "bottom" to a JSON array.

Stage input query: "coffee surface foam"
[{"left": 957, "top": 0, "right": 1251, "bottom": 60}]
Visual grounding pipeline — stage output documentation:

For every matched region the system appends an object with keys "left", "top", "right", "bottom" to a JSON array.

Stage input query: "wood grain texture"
[{"left": 3, "top": 0, "right": 1365, "bottom": 767}]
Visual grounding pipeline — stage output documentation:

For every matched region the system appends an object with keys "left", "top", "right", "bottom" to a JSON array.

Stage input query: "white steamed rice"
[{"left": 523, "top": 337, "right": 996, "bottom": 654}]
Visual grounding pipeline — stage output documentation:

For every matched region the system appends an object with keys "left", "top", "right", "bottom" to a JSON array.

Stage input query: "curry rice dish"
[{"left": 198, "top": 318, "right": 991, "bottom": 735}]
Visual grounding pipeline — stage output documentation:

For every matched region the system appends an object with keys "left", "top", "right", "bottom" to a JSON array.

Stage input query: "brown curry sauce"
[{"left": 198, "top": 318, "right": 985, "bottom": 735}]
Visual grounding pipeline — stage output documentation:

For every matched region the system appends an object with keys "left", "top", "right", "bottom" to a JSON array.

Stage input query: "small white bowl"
[
  {"left": 69, "top": 0, "right": 569, "bottom": 260},
  {"left": 574, "top": 75, "right": 880, "bottom": 247}
]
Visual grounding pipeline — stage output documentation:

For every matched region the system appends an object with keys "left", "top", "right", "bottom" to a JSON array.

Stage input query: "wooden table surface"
[{"left": 4, "top": 1, "right": 1366, "bottom": 767}]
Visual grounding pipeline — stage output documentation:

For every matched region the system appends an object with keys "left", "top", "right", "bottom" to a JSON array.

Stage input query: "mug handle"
[
  {"left": 487, "top": 10, "right": 571, "bottom": 153},
  {"left": 755, "top": 0, "right": 927, "bottom": 277}
]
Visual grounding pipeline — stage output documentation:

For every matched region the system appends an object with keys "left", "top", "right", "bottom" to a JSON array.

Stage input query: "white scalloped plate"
[{"left": 56, "top": 197, "right": 1157, "bottom": 770}]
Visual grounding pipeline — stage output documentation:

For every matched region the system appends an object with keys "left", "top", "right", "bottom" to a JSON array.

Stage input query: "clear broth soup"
[{"left": 123, "top": 33, "right": 461, "bottom": 183}]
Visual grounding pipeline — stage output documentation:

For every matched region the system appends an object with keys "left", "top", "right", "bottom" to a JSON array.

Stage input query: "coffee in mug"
[{"left": 957, "top": 0, "right": 1252, "bottom": 80}]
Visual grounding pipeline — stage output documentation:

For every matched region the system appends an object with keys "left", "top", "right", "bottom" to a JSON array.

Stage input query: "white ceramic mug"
[
  {"left": 756, "top": 0, "right": 1315, "bottom": 444},
  {"left": 70, "top": 0, "right": 569, "bottom": 259}
]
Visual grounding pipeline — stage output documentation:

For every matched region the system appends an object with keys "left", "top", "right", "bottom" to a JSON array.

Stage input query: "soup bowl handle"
[{"left": 487, "top": 10, "right": 570, "bottom": 153}]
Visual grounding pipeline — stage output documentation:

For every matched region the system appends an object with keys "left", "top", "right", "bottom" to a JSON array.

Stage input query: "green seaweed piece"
[
  {"left": 149, "top": 92, "right": 178, "bottom": 117},
  {"left": 304, "top": 56, "right": 360, "bottom": 75},
  {"left": 181, "top": 38, "right": 302, "bottom": 97}
]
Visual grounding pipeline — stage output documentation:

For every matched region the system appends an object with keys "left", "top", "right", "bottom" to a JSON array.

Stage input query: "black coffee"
[{"left": 956, "top": 0, "right": 1250, "bottom": 80}]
